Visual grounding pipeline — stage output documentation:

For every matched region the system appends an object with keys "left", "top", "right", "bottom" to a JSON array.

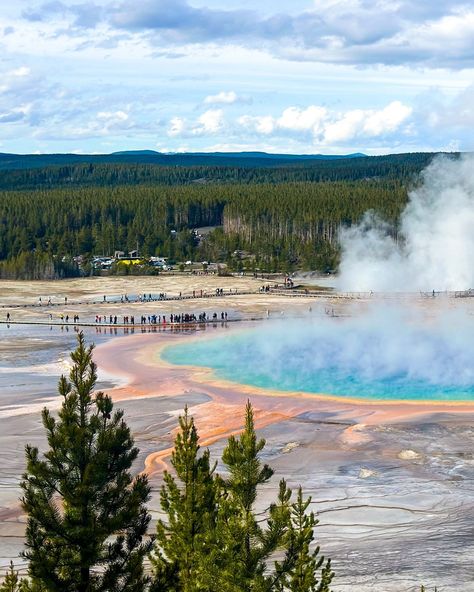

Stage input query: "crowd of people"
[
  {"left": 4, "top": 310, "right": 231, "bottom": 327},
  {"left": 93, "top": 310, "right": 229, "bottom": 325},
  {"left": 4, "top": 287, "right": 248, "bottom": 313},
  {"left": 4, "top": 307, "right": 231, "bottom": 325},
  {"left": 3, "top": 282, "right": 282, "bottom": 325},
  {"left": 113, "top": 288, "right": 238, "bottom": 303}
]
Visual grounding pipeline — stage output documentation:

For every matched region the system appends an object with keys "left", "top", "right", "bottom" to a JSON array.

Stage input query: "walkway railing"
[{"left": 1, "top": 287, "right": 473, "bottom": 310}]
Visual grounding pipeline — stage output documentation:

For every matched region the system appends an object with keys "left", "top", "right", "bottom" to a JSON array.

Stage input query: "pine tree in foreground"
[
  {"left": 276, "top": 487, "right": 333, "bottom": 592},
  {"left": 0, "top": 563, "right": 26, "bottom": 592},
  {"left": 155, "top": 401, "right": 333, "bottom": 592},
  {"left": 150, "top": 407, "right": 218, "bottom": 592},
  {"left": 213, "top": 401, "right": 291, "bottom": 592},
  {"left": 20, "top": 332, "right": 152, "bottom": 592}
]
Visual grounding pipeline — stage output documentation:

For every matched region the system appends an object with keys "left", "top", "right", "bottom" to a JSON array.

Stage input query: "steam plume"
[
  {"left": 337, "top": 155, "right": 474, "bottom": 292},
  {"left": 165, "top": 307, "right": 474, "bottom": 400}
]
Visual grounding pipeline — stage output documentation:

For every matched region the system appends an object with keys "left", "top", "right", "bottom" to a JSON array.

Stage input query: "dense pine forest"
[
  {"left": 0, "top": 151, "right": 454, "bottom": 279},
  {"left": 0, "top": 151, "right": 440, "bottom": 189}
]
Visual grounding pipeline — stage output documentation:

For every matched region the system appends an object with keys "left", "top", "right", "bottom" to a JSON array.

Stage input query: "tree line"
[
  {"left": 0, "top": 178, "right": 408, "bottom": 277},
  {"left": 0, "top": 251, "right": 79, "bottom": 280},
  {"left": 0, "top": 152, "right": 442, "bottom": 191}
]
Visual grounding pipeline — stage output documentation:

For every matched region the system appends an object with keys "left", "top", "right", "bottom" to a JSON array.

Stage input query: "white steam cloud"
[
  {"left": 337, "top": 155, "right": 474, "bottom": 292},
  {"left": 256, "top": 309, "right": 474, "bottom": 388},
  {"left": 168, "top": 307, "right": 474, "bottom": 400}
]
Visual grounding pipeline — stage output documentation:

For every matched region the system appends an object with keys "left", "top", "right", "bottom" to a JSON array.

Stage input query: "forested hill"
[
  {"left": 0, "top": 150, "right": 460, "bottom": 279},
  {"left": 0, "top": 150, "right": 367, "bottom": 170},
  {"left": 0, "top": 151, "right": 451, "bottom": 190}
]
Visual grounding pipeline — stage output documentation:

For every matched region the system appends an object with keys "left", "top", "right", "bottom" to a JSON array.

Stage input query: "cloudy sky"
[{"left": 1, "top": 0, "right": 474, "bottom": 154}]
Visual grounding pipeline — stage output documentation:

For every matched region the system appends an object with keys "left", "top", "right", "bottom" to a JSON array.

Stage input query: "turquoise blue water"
[{"left": 162, "top": 319, "right": 474, "bottom": 402}]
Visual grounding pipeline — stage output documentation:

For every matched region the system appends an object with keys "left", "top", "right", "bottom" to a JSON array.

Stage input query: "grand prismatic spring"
[{"left": 162, "top": 309, "right": 474, "bottom": 402}]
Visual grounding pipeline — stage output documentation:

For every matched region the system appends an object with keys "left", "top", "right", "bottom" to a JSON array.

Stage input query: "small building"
[
  {"left": 92, "top": 257, "right": 114, "bottom": 269},
  {"left": 149, "top": 257, "right": 168, "bottom": 268},
  {"left": 116, "top": 258, "right": 142, "bottom": 266}
]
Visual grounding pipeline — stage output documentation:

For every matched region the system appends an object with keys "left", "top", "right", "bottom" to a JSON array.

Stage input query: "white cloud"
[
  {"left": 277, "top": 106, "right": 328, "bottom": 134},
  {"left": 94, "top": 0, "right": 474, "bottom": 68},
  {"left": 97, "top": 110, "right": 129, "bottom": 123},
  {"left": 239, "top": 114, "right": 275, "bottom": 134},
  {"left": 34, "top": 108, "right": 134, "bottom": 140},
  {"left": 0, "top": 104, "right": 32, "bottom": 123},
  {"left": 11, "top": 66, "right": 31, "bottom": 77},
  {"left": 322, "top": 102, "right": 413, "bottom": 143},
  {"left": 167, "top": 109, "right": 225, "bottom": 137},
  {"left": 14, "top": 0, "right": 474, "bottom": 69},
  {"left": 168, "top": 116, "right": 186, "bottom": 137},
  {"left": 405, "top": 11, "right": 474, "bottom": 56},
  {"left": 362, "top": 101, "right": 413, "bottom": 136},
  {"left": 204, "top": 90, "right": 239, "bottom": 104},
  {"left": 238, "top": 101, "right": 412, "bottom": 146},
  {"left": 407, "top": 85, "right": 474, "bottom": 151},
  {"left": 323, "top": 110, "right": 366, "bottom": 143},
  {"left": 196, "top": 108, "right": 224, "bottom": 133},
  {"left": 0, "top": 65, "right": 36, "bottom": 95}
]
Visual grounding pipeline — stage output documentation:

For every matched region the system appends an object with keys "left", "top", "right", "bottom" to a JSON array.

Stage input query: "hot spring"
[{"left": 162, "top": 307, "right": 474, "bottom": 402}]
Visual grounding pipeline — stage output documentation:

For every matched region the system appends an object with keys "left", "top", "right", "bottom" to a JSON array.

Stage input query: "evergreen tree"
[
  {"left": 151, "top": 407, "right": 218, "bottom": 592},
  {"left": 0, "top": 563, "right": 27, "bottom": 592},
  {"left": 220, "top": 400, "right": 274, "bottom": 589},
  {"left": 208, "top": 402, "right": 292, "bottom": 592},
  {"left": 205, "top": 403, "right": 335, "bottom": 592},
  {"left": 276, "top": 487, "right": 333, "bottom": 592},
  {"left": 21, "top": 333, "right": 152, "bottom": 592}
]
